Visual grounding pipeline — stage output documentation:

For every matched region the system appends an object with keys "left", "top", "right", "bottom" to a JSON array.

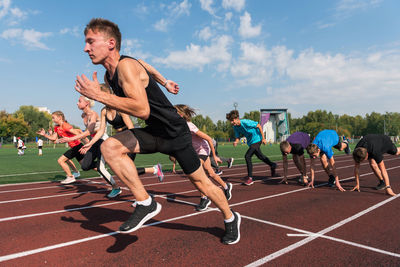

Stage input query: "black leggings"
[{"left": 245, "top": 142, "right": 274, "bottom": 177}]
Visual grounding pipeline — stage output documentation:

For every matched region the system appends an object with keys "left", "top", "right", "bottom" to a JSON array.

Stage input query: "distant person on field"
[
  {"left": 279, "top": 131, "right": 310, "bottom": 185},
  {"left": 226, "top": 110, "right": 277, "bottom": 186},
  {"left": 17, "top": 137, "right": 24, "bottom": 156},
  {"left": 37, "top": 137, "right": 43, "bottom": 155},
  {"left": 352, "top": 134, "right": 400, "bottom": 196},
  {"left": 306, "top": 129, "right": 351, "bottom": 191}
]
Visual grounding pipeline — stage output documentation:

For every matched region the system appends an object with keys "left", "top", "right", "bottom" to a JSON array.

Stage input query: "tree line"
[{"left": 1, "top": 106, "right": 399, "bottom": 142}]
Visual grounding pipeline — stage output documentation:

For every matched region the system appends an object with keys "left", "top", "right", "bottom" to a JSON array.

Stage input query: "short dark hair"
[
  {"left": 280, "top": 141, "right": 290, "bottom": 153},
  {"left": 226, "top": 110, "right": 239, "bottom": 121},
  {"left": 84, "top": 18, "right": 122, "bottom": 51},
  {"left": 353, "top": 147, "right": 367, "bottom": 163},
  {"left": 306, "top": 144, "right": 319, "bottom": 155}
]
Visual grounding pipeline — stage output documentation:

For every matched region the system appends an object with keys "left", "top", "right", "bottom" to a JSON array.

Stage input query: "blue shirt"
[
  {"left": 312, "top": 129, "right": 339, "bottom": 159},
  {"left": 233, "top": 119, "right": 262, "bottom": 146}
]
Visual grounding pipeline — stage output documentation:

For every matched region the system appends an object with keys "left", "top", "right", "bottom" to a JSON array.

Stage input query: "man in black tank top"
[
  {"left": 352, "top": 134, "right": 399, "bottom": 196},
  {"left": 75, "top": 18, "right": 240, "bottom": 245}
]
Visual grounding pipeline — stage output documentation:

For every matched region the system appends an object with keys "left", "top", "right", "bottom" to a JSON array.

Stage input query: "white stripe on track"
[
  {"left": 1, "top": 164, "right": 399, "bottom": 262},
  {"left": 244, "top": 193, "right": 400, "bottom": 266}
]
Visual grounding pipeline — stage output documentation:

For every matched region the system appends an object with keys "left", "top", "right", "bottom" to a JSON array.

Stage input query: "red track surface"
[{"left": 0, "top": 154, "right": 399, "bottom": 266}]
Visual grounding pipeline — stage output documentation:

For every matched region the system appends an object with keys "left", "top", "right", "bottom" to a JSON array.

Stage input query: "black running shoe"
[
  {"left": 328, "top": 174, "right": 335, "bottom": 187},
  {"left": 215, "top": 169, "right": 223, "bottom": 175},
  {"left": 222, "top": 211, "right": 241, "bottom": 245},
  {"left": 119, "top": 198, "right": 162, "bottom": 233},
  {"left": 196, "top": 197, "right": 211, "bottom": 211},
  {"left": 376, "top": 180, "right": 386, "bottom": 190},
  {"left": 271, "top": 163, "right": 278, "bottom": 177},
  {"left": 224, "top": 183, "right": 233, "bottom": 201},
  {"left": 227, "top": 158, "right": 234, "bottom": 168},
  {"left": 344, "top": 140, "right": 351, "bottom": 155}
]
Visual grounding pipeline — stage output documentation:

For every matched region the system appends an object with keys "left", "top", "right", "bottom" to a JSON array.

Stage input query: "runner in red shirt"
[{"left": 37, "top": 111, "right": 84, "bottom": 184}]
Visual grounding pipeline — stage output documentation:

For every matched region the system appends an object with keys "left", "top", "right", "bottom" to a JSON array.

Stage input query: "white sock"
[
  {"left": 136, "top": 196, "right": 152, "bottom": 206},
  {"left": 153, "top": 165, "right": 158, "bottom": 174},
  {"left": 223, "top": 184, "right": 228, "bottom": 190},
  {"left": 224, "top": 214, "right": 235, "bottom": 223}
]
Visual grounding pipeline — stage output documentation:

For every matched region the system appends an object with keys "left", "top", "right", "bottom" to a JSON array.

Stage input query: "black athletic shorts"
[
  {"left": 63, "top": 143, "right": 85, "bottom": 162},
  {"left": 131, "top": 128, "right": 200, "bottom": 174},
  {"left": 38, "top": 146, "right": 43, "bottom": 149},
  {"left": 198, "top": 154, "right": 208, "bottom": 162}
]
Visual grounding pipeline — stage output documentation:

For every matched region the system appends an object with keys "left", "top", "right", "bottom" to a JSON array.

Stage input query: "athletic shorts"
[
  {"left": 38, "top": 146, "right": 43, "bottom": 149},
  {"left": 198, "top": 154, "right": 209, "bottom": 162},
  {"left": 63, "top": 143, "right": 84, "bottom": 162},
  {"left": 131, "top": 128, "right": 200, "bottom": 174}
]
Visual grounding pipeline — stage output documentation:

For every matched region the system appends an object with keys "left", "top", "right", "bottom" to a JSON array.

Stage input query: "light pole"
[{"left": 233, "top": 102, "right": 238, "bottom": 111}]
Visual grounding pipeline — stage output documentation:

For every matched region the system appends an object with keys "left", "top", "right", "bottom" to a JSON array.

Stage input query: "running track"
[{"left": 0, "top": 154, "right": 399, "bottom": 266}]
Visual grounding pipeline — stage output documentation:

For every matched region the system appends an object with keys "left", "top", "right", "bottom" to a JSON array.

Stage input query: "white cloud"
[
  {"left": 59, "top": 26, "right": 80, "bottom": 37},
  {"left": 122, "top": 39, "right": 151, "bottom": 60},
  {"left": 1, "top": 28, "right": 52, "bottom": 50},
  {"left": 0, "top": 0, "right": 11, "bottom": 19},
  {"left": 317, "top": 0, "right": 383, "bottom": 29},
  {"left": 200, "top": 0, "right": 215, "bottom": 15},
  {"left": 197, "top": 26, "right": 213, "bottom": 41},
  {"left": 238, "top": 12, "right": 261, "bottom": 38},
  {"left": 0, "top": 0, "right": 28, "bottom": 25},
  {"left": 225, "top": 12, "right": 233, "bottom": 21},
  {"left": 336, "top": 0, "right": 383, "bottom": 12},
  {"left": 229, "top": 42, "right": 400, "bottom": 116},
  {"left": 222, "top": 0, "right": 245, "bottom": 12},
  {"left": 153, "top": 0, "right": 192, "bottom": 32},
  {"left": 154, "top": 35, "right": 233, "bottom": 71}
]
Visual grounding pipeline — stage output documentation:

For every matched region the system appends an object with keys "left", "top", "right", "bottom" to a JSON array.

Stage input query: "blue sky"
[{"left": 1, "top": 0, "right": 400, "bottom": 129}]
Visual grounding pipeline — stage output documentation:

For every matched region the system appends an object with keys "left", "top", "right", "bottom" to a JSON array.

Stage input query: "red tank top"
[{"left": 54, "top": 122, "right": 81, "bottom": 148}]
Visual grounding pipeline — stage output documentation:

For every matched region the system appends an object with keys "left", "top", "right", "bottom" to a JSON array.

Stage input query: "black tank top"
[
  {"left": 105, "top": 111, "right": 126, "bottom": 129},
  {"left": 106, "top": 55, "right": 187, "bottom": 138}
]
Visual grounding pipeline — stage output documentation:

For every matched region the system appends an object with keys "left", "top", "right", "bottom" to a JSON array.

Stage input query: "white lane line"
[
  {"left": 244, "top": 194, "right": 400, "bottom": 267},
  {"left": 0, "top": 166, "right": 398, "bottom": 263},
  {"left": 0, "top": 189, "right": 108, "bottom": 204},
  {"left": 0, "top": 159, "right": 398, "bottom": 263},
  {"left": 0, "top": 153, "right": 357, "bottom": 188},
  {"left": 1, "top": 161, "right": 397, "bottom": 221}
]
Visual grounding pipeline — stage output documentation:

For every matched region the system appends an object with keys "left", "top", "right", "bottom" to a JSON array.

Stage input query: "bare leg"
[
  {"left": 66, "top": 159, "right": 79, "bottom": 173},
  {"left": 101, "top": 132, "right": 148, "bottom": 201},
  {"left": 187, "top": 166, "right": 232, "bottom": 220},
  {"left": 58, "top": 155, "right": 73, "bottom": 176}
]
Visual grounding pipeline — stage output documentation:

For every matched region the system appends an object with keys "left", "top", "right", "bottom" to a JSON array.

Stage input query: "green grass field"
[{"left": 0, "top": 142, "right": 354, "bottom": 184}]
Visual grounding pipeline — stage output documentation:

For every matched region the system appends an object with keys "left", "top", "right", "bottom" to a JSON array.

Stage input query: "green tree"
[
  {"left": 14, "top": 106, "right": 52, "bottom": 138},
  {"left": 243, "top": 110, "right": 260, "bottom": 122},
  {"left": 0, "top": 112, "right": 29, "bottom": 138}
]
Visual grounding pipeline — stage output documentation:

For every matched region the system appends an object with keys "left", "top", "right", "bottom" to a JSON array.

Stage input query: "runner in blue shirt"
[
  {"left": 306, "top": 129, "right": 351, "bottom": 191},
  {"left": 226, "top": 110, "right": 277, "bottom": 186}
]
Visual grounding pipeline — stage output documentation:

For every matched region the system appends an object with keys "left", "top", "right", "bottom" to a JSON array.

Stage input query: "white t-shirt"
[
  {"left": 187, "top": 122, "right": 210, "bottom": 156},
  {"left": 37, "top": 139, "right": 43, "bottom": 146},
  {"left": 17, "top": 139, "right": 23, "bottom": 148}
]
